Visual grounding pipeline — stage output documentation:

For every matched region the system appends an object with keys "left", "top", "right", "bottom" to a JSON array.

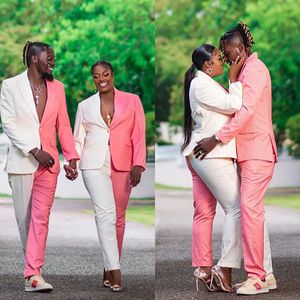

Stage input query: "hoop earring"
[{"left": 205, "top": 68, "right": 213, "bottom": 77}]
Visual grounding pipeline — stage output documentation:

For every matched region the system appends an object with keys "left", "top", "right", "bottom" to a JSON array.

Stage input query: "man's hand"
[
  {"left": 130, "top": 165, "right": 143, "bottom": 187},
  {"left": 193, "top": 136, "right": 219, "bottom": 160},
  {"left": 30, "top": 148, "right": 55, "bottom": 168},
  {"left": 64, "top": 159, "right": 78, "bottom": 181}
]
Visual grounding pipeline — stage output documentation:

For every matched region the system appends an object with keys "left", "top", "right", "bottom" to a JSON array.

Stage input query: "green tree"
[
  {"left": 0, "top": 0, "right": 155, "bottom": 151},
  {"left": 156, "top": 0, "right": 300, "bottom": 153},
  {"left": 286, "top": 113, "right": 300, "bottom": 157}
]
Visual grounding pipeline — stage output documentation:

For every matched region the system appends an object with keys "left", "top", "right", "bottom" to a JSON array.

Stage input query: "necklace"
[
  {"left": 101, "top": 100, "right": 113, "bottom": 127},
  {"left": 29, "top": 81, "right": 44, "bottom": 105}
]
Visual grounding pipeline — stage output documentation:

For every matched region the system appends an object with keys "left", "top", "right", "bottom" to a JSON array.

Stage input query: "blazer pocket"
[
  {"left": 50, "top": 139, "right": 57, "bottom": 148},
  {"left": 124, "top": 139, "right": 132, "bottom": 147}
]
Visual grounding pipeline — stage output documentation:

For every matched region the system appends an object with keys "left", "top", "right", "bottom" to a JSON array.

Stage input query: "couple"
[
  {"left": 182, "top": 22, "right": 277, "bottom": 295},
  {"left": 0, "top": 41, "right": 146, "bottom": 292}
]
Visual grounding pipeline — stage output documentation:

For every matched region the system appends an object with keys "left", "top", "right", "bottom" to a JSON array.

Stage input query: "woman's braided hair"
[{"left": 219, "top": 21, "right": 255, "bottom": 62}]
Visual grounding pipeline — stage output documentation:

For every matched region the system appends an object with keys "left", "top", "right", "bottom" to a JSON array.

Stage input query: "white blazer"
[
  {"left": 0, "top": 71, "right": 40, "bottom": 173},
  {"left": 182, "top": 70, "right": 243, "bottom": 158},
  {"left": 74, "top": 93, "right": 110, "bottom": 170}
]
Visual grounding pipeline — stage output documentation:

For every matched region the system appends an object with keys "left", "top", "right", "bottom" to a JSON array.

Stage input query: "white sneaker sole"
[
  {"left": 236, "top": 287, "right": 269, "bottom": 295},
  {"left": 268, "top": 283, "right": 277, "bottom": 290},
  {"left": 235, "top": 282, "right": 277, "bottom": 291},
  {"left": 25, "top": 286, "right": 53, "bottom": 292}
]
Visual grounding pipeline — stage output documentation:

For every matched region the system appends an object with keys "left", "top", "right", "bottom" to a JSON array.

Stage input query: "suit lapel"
[
  {"left": 110, "top": 88, "right": 124, "bottom": 128},
  {"left": 92, "top": 93, "right": 107, "bottom": 128},
  {"left": 16, "top": 70, "right": 39, "bottom": 124},
  {"left": 40, "top": 80, "right": 54, "bottom": 126}
]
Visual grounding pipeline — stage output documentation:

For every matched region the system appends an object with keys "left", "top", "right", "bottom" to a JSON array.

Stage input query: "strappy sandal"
[
  {"left": 110, "top": 284, "right": 122, "bottom": 292},
  {"left": 211, "top": 265, "right": 234, "bottom": 293},
  {"left": 102, "top": 269, "right": 112, "bottom": 288},
  {"left": 194, "top": 267, "right": 221, "bottom": 292}
]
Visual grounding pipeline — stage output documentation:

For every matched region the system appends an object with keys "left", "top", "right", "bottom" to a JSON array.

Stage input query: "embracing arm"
[{"left": 194, "top": 79, "right": 243, "bottom": 115}]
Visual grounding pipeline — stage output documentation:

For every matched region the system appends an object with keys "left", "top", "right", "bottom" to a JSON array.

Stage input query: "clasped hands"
[{"left": 63, "top": 159, "right": 78, "bottom": 181}]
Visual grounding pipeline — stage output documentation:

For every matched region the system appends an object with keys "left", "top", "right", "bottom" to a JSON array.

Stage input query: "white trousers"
[
  {"left": 8, "top": 173, "right": 34, "bottom": 253},
  {"left": 189, "top": 157, "right": 273, "bottom": 273},
  {"left": 190, "top": 157, "right": 242, "bottom": 268},
  {"left": 82, "top": 149, "right": 120, "bottom": 271}
]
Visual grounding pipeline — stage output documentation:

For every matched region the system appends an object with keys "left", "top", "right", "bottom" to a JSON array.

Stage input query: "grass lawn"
[
  {"left": 82, "top": 205, "right": 154, "bottom": 226},
  {"left": 155, "top": 183, "right": 191, "bottom": 190},
  {"left": 126, "top": 205, "right": 154, "bottom": 226},
  {"left": 265, "top": 194, "right": 300, "bottom": 211}
]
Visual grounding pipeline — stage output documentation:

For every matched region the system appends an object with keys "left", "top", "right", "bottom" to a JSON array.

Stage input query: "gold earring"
[{"left": 206, "top": 68, "right": 213, "bottom": 77}]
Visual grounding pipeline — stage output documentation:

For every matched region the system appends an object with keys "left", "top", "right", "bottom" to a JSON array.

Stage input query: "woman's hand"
[
  {"left": 130, "top": 165, "right": 143, "bottom": 187},
  {"left": 30, "top": 148, "right": 55, "bottom": 168},
  {"left": 64, "top": 159, "right": 78, "bottom": 181},
  {"left": 229, "top": 55, "right": 245, "bottom": 83}
]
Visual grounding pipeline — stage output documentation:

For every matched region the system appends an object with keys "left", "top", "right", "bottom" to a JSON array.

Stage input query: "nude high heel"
[{"left": 194, "top": 267, "right": 220, "bottom": 292}]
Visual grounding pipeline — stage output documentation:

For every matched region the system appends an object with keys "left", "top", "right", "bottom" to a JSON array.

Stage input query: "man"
[
  {"left": 194, "top": 22, "right": 277, "bottom": 295},
  {"left": 0, "top": 41, "right": 78, "bottom": 292}
]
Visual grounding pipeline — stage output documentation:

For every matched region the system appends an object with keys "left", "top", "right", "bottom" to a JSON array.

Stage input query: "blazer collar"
[
  {"left": 110, "top": 87, "right": 124, "bottom": 128},
  {"left": 195, "top": 69, "right": 212, "bottom": 80},
  {"left": 195, "top": 70, "right": 227, "bottom": 91},
  {"left": 239, "top": 52, "right": 258, "bottom": 76},
  {"left": 16, "top": 70, "right": 39, "bottom": 124},
  {"left": 91, "top": 92, "right": 109, "bottom": 128},
  {"left": 16, "top": 70, "right": 56, "bottom": 125},
  {"left": 89, "top": 87, "right": 125, "bottom": 128},
  {"left": 40, "top": 79, "right": 55, "bottom": 126}
]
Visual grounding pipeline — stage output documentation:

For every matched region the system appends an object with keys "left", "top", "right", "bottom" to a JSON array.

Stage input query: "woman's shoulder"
[
  {"left": 115, "top": 88, "right": 139, "bottom": 100},
  {"left": 191, "top": 72, "right": 221, "bottom": 91},
  {"left": 78, "top": 92, "right": 98, "bottom": 108}
]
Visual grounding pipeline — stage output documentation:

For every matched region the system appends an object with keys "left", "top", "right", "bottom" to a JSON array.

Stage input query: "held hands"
[
  {"left": 64, "top": 159, "right": 78, "bottom": 181},
  {"left": 229, "top": 55, "right": 245, "bottom": 83},
  {"left": 30, "top": 148, "right": 55, "bottom": 168},
  {"left": 130, "top": 165, "right": 143, "bottom": 187},
  {"left": 193, "top": 136, "right": 219, "bottom": 160}
]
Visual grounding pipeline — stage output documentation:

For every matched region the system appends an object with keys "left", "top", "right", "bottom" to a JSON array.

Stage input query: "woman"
[
  {"left": 73, "top": 60, "right": 146, "bottom": 292},
  {"left": 182, "top": 44, "right": 245, "bottom": 292}
]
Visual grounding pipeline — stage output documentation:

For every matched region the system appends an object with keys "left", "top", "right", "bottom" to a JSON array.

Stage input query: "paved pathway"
[
  {"left": 0, "top": 198, "right": 154, "bottom": 300},
  {"left": 156, "top": 189, "right": 300, "bottom": 300}
]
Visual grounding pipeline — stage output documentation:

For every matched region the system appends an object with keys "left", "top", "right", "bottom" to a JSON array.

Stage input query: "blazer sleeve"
[
  {"left": 131, "top": 96, "right": 146, "bottom": 170},
  {"left": 73, "top": 103, "right": 86, "bottom": 158},
  {"left": 195, "top": 80, "right": 243, "bottom": 115},
  {"left": 56, "top": 85, "right": 79, "bottom": 161},
  {"left": 216, "top": 63, "right": 267, "bottom": 144},
  {"left": 0, "top": 80, "right": 39, "bottom": 156}
]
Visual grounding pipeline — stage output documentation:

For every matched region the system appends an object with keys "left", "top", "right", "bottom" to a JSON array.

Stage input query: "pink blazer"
[
  {"left": 217, "top": 53, "right": 278, "bottom": 162},
  {"left": 40, "top": 79, "right": 79, "bottom": 173},
  {"left": 110, "top": 88, "right": 146, "bottom": 171}
]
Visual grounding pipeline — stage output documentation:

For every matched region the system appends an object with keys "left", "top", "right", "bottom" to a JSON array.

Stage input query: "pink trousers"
[
  {"left": 239, "top": 160, "right": 274, "bottom": 280},
  {"left": 110, "top": 161, "right": 132, "bottom": 256},
  {"left": 187, "top": 157, "right": 242, "bottom": 268},
  {"left": 24, "top": 166, "right": 58, "bottom": 278}
]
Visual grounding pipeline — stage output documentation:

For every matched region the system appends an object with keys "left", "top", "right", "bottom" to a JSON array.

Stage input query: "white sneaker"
[
  {"left": 25, "top": 275, "right": 53, "bottom": 292},
  {"left": 266, "top": 273, "right": 277, "bottom": 290},
  {"left": 234, "top": 273, "right": 277, "bottom": 290},
  {"left": 236, "top": 277, "right": 269, "bottom": 295}
]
